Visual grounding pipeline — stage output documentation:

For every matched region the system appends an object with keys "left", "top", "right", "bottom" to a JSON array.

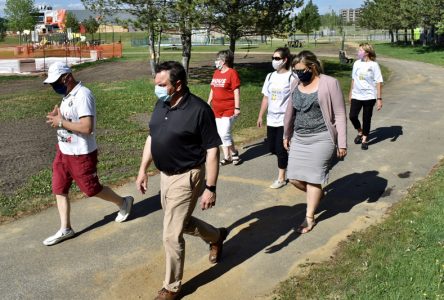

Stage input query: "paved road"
[{"left": 1, "top": 57, "right": 443, "bottom": 299}]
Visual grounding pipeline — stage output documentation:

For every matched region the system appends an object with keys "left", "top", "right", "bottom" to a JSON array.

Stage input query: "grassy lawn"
[
  {"left": 374, "top": 42, "right": 444, "bottom": 67},
  {"left": 274, "top": 160, "right": 444, "bottom": 299}
]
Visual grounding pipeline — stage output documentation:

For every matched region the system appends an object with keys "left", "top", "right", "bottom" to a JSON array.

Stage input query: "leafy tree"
[
  {"left": 294, "top": 0, "right": 320, "bottom": 42},
  {"left": 4, "top": 0, "right": 37, "bottom": 45},
  {"left": 320, "top": 11, "right": 342, "bottom": 32},
  {"left": 65, "top": 12, "right": 81, "bottom": 33},
  {"left": 0, "top": 18, "right": 7, "bottom": 42},
  {"left": 83, "top": 16, "right": 100, "bottom": 41},
  {"left": 208, "top": 0, "right": 302, "bottom": 53}
]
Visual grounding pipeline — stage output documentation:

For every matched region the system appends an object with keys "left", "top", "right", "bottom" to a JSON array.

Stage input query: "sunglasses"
[
  {"left": 271, "top": 56, "right": 283, "bottom": 61},
  {"left": 293, "top": 68, "right": 308, "bottom": 75}
]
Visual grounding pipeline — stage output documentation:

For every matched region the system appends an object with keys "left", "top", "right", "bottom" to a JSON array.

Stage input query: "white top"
[
  {"left": 57, "top": 82, "right": 97, "bottom": 155},
  {"left": 351, "top": 59, "right": 383, "bottom": 100},
  {"left": 261, "top": 70, "right": 294, "bottom": 127}
]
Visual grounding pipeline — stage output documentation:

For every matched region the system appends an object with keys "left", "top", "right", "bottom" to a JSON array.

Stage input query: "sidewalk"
[{"left": 1, "top": 57, "right": 443, "bottom": 299}]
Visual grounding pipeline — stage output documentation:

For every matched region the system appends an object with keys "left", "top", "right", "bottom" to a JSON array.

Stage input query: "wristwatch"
[{"left": 205, "top": 183, "right": 216, "bottom": 193}]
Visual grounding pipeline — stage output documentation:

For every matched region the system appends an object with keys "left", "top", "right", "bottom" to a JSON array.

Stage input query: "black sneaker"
[
  {"left": 361, "top": 142, "right": 368, "bottom": 150},
  {"left": 354, "top": 135, "right": 363, "bottom": 144}
]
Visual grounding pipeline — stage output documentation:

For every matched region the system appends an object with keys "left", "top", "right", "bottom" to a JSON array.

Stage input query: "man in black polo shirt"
[{"left": 136, "top": 61, "right": 228, "bottom": 300}]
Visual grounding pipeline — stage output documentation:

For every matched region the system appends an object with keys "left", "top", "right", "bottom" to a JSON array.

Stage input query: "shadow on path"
[
  {"left": 240, "top": 139, "right": 270, "bottom": 163},
  {"left": 368, "top": 125, "right": 403, "bottom": 145},
  {"left": 180, "top": 170, "right": 388, "bottom": 297},
  {"left": 75, "top": 193, "right": 161, "bottom": 237}
]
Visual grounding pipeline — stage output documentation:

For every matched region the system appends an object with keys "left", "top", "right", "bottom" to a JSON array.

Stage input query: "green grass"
[
  {"left": 0, "top": 59, "right": 369, "bottom": 218},
  {"left": 274, "top": 161, "right": 444, "bottom": 299},
  {"left": 374, "top": 42, "right": 444, "bottom": 67}
]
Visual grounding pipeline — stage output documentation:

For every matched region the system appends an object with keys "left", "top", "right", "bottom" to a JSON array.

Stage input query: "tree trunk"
[
  {"left": 410, "top": 28, "right": 414, "bottom": 46},
  {"left": 181, "top": 31, "right": 192, "bottom": 75},
  {"left": 404, "top": 28, "right": 408, "bottom": 45},
  {"left": 389, "top": 30, "right": 394, "bottom": 43},
  {"left": 229, "top": 33, "right": 236, "bottom": 54},
  {"left": 156, "top": 28, "right": 162, "bottom": 64},
  {"left": 148, "top": 28, "right": 157, "bottom": 78}
]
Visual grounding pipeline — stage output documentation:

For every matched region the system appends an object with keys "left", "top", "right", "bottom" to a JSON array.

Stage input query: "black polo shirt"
[{"left": 149, "top": 90, "right": 222, "bottom": 174}]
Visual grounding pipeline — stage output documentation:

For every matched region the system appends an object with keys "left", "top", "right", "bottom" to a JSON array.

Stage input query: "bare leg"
[
  {"left": 55, "top": 194, "right": 71, "bottom": 229},
  {"left": 278, "top": 168, "right": 286, "bottom": 182},
  {"left": 305, "top": 183, "right": 323, "bottom": 218},
  {"left": 289, "top": 179, "right": 307, "bottom": 192},
  {"left": 95, "top": 186, "right": 124, "bottom": 207},
  {"left": 221, "top": 146, "right": 231, "bottom": 160}
]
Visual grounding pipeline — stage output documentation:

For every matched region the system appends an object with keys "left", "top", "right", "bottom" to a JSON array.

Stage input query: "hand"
[
  {"left": 257, "top": 118, "right": 262, "bottom": 128},
  {"left": 234, "top": 109, "right": 241, "bottom": 117},
  {"left": 200, "top": 189, "right": 216, "bottom": 210},
  {"left": 136, "top": 172, "right": 148, "bottom": 194},
  {"left": 337, "top": 148, "right": 347, "bottom": 159},
  {"left": 376, "top": 99, "right": 383, "bottom": 111},
  {"left": 46, "top": 107, "right": 62, "bottom": 128},
  {"left": 283, "top": 138, "right": 290, "bottom": 151}
]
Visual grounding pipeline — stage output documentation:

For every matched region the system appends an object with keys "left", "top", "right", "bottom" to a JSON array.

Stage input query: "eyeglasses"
[
  {"left": 271, "top": 56, "right": 283, "bottom": 61},
  {"left": 293, "top": 68, "right": 308, "bottom": 75}
]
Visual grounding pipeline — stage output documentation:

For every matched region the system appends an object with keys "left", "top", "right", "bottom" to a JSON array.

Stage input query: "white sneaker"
[
  {"left": 115, "top": 196, "right": 134, "bottom": 223},
  {"left": 43, "top": 228, "right": 75, "bottom": 246},
  {"left": 269, "top": 180, "right": 287, "bottom": 189}
]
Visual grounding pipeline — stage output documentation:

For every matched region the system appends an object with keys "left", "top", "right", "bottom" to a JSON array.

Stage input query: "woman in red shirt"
[{"left": 208, "top": 50, "right": 241, "bottom": 165}]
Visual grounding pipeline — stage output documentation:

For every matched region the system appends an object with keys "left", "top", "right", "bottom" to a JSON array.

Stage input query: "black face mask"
[
  {"left": 296, "top": 70, "right": 313, "bottom": 83},
  {"left": 51, "top": 82, "right": 68, "bottom": 95}
]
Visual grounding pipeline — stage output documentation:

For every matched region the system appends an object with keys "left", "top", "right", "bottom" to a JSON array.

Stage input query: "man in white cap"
[{"left": 44, "top": 61, "right": 134, "bottom": 246}]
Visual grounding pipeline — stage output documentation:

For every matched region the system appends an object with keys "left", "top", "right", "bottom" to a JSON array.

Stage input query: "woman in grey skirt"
[{"left": 283, "top": 51, "right": 347, "bottom": 233}]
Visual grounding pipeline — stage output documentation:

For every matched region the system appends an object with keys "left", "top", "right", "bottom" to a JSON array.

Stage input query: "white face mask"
[
  {"left": 272, "top": 59, "right": 285, "bottom": 70},
  {"left": 215, "top": 59, "right": 223, "bottom": 70},
  {"left": 154, "top": 85, "right": 173, "bottom": 103}
]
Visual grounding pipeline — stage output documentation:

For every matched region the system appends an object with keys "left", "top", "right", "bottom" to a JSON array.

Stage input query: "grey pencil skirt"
[{"left": 287, "top": 130, "right": 335, "bottom": 185}]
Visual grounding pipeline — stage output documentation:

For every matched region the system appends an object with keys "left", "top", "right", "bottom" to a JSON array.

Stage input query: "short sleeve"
[
  {"left": 230, "top": 69, "right": 241, "bottom": 90},
  {"left": 261, "top": 73, "right": 271, "bottom": 97},
  {"left": 198, "top": 105, "right": 222, "bottom": 150},
  {"left": 373, "top": 62, "right": 383, "bottom": 83},
  {"left": 76, "top": 89, "right": 96, "bottom": 118}
]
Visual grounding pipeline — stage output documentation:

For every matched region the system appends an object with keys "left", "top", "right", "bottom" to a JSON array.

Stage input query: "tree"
[
  {"left": 4, "top": 0, "right": 37, "bottom": 45},
  {"left": 83, "top": 16, "right": 100, "bottom": 41},
  {"left": 208, "top": 0, "right": 302, "bottom": 53},
  {"left": 0, "top": 18, "right": 7, "bottom": 42},
  {"left": 64, "top": 12, "right": 81, "bottom": 33},
  {"left": 294, "top": 0, "right": 321, "bottom": 42}
]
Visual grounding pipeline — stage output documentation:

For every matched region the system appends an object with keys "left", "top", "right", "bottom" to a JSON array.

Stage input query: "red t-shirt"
[{"left": 210, "top": 68, "right": 241, "bottom": 117}]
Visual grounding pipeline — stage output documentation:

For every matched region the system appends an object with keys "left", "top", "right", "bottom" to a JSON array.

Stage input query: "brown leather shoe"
[
  {"left": 209, "top": 227, "right": 228, "bottom": 264},
  {"left": 154, "top": 288, "right": 178, "bottom": 300}
]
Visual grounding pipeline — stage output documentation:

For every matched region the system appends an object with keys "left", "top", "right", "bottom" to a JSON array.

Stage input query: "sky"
[{"left": 1, "top": 0, "right": 364, "bottom": 17}]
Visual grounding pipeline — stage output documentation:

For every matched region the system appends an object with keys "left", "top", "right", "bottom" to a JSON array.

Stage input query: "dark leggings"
[
  {"left": 349, "top": 99, "right": 376, "bottom": 137},
  {"left": 267, "top": 126, "right": 288, "bottom": 169}
]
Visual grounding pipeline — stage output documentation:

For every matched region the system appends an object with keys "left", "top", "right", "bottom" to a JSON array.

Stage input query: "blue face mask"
[
  {"left": 155, "top": 85, "right": 174, "bottom": 103},
  {"left": 51, "top": 82, "right": 68, "bottom": 95}
]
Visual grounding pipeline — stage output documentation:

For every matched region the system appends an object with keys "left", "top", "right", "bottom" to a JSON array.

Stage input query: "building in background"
[{"left": 339, "top": 8, "right": 361, "bottom": 24}]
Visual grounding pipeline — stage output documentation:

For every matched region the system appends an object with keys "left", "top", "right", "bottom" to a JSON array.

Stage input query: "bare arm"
[
  {"left": 136, "top": 135, "right": 153, "bottom": 194},
  {"left": 207, "top": 89, "right": 213, "bottom": 105},
  {"left": 46, "top": 106, "right": 93, "bottom": 134},
  {"left": 376, "top": 82, "right": 383, "bottom": 110},
  {"left": 234, "top": 88, "right": 240, "bottom": 117},
  {"left": 200, "top": 147, "right": 219, "bottom": 210},
  {"left": 257, "top": 96, "right": 268, "bottom": 128}
]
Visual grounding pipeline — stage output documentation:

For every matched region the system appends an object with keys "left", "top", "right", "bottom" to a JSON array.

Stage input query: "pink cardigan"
[{"left": 284, "top": 74, "right": 347, "bottom": 149}]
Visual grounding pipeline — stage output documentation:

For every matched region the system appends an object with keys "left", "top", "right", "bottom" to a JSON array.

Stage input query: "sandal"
[
  {"left": 220, "top": 158, "right": 232, "bottom": 166},
  {"left": 231, "top": 151, "right": 241, "bottom": 165},
  {"left": 297, "top": 216, "right": 316, "bottom": 234}
]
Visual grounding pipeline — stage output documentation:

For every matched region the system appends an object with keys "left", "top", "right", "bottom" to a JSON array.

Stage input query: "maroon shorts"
[{"left": 52, "top": 146, "right": 103, "bottom": 197}]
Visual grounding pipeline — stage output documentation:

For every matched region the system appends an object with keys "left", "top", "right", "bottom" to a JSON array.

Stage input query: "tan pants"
[{"left": 160, "top": 165, "right": 220, "bottom": 292}]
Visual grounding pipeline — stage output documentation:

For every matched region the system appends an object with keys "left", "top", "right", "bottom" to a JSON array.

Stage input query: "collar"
[
  {"left": 64, "top": 82, "right": 83, "bottom": 99},
  {"left": 162, "top": 89, "right": 191, "bottom": 111}
]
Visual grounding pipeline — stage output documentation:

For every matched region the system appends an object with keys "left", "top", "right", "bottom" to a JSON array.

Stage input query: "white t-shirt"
[
  {"left": 57, "top": 82, "right": 97, "bottom": 155},
  {"left": 261, "top": 70, "right": 294, "bottom": 127},
  {"left": 351, "top": 60, "right": 383, "bottom": 100}
]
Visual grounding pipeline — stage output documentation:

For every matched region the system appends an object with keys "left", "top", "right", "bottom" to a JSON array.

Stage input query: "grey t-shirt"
[{"left": 293, "top": 88, "right": 327, "bottom": 134}]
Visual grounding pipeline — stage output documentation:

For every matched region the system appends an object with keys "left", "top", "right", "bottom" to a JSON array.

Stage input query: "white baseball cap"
[{"left": 43, "top": 62, "right": 72, "bottom": 84}]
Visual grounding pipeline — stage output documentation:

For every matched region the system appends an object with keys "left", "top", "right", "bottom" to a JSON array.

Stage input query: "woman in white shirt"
[
  {"left": 257, "top": 47, "right": 294, "bottom": 188},
  {"left": 349, "top": 43, "right": 383, "bottom": 150}
]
